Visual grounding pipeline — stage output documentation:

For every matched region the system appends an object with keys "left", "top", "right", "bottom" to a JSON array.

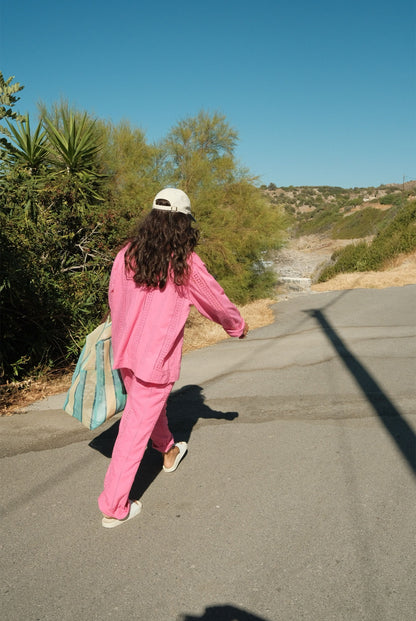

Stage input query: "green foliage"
[
  {"left": 0, "top": 72, "right": 24, "bottom": 131},
  {"left": 43, "top": 110, "right": 106, "bottom": 206},
  {"left": 163, "top": 112, "right": 287, "bottom": 303},
  {"left": 318, "top": 242, "right": 370, "bottom": 280},
  {"left": 4, "top": 115, "right": 48, "bottom": 173},
  {"left": 0, "top": 72, "right": 23, "bottom": 116},
  {"left": 0, "top": 104, "right": 114, "bottom": 380},
  {"left": 44, "top": 111, "right": 101, "bottom": 173},
  {"left": 379, "top": 192, "right": 405, "bottom": 206},
  {"left": 0, "top": 177, "right": 115, "bottom": 378},
  {"left": 297, "top": 204, "right": 341, "bottom": 235},
  {"left": 1, "top": 105, "right": 288, "bottom": 381},
  {"left": 194, "top": 180, "right": 287, "bottom": 303},
  {"left": 163, "top": 110, "right": 238, "bottom": 194},
  {"left": 0, "top": 166, "right": 44, "bottom": 220},
  {"left": 1, "top": 105, "right": 108, "bottom": 218},
  {"left": 331, "top": 207, "right": 388, "bottom": 239},
  {"left": 98, "top": 120, "right": 161, "bottom": 235},
  {"left": 265, "top": 183, "right": 414, "bottom": 240},
  {"left": 319, "top": 200, "right": 416, "bottom": 281}
]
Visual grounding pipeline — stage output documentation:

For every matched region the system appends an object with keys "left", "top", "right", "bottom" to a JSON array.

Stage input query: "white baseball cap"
[{"left": 152, "top": 188, "right": 195, "bottom": 220}]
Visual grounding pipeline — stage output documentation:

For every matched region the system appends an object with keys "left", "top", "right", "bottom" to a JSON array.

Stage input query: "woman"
[{"left": 98, "top": 188, "right": 248, "bottom": 528}]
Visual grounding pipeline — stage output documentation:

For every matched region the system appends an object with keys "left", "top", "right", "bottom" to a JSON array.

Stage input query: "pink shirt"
[{"left": 109, "top": 248, "right": 245, "bottom": 384}]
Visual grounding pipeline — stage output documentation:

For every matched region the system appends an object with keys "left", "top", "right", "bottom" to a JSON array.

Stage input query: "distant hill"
[
  {"left": 261, "top": 181, "right": 416, "bottom": 283},
  {"left": 262, "top": 181, "right": 416, "bottom": 239}
]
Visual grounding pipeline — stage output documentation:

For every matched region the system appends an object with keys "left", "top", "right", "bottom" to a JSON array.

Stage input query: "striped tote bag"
[{"left": 63, "top": 318, "right": 127, "bottom": 430}]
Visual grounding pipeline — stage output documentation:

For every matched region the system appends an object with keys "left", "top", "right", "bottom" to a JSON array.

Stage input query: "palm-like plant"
[
  {"left": 44, "top": 110, "right": 105, "bottom": 203},
  {"left": 3, "top": 114, "right": 48, "bottom": 173},
  {"left": 0, "top": 115, "right": 48, "bottom": 219},
  {"left": 45, "top": 111, "right": 102, "bottom": 174}
]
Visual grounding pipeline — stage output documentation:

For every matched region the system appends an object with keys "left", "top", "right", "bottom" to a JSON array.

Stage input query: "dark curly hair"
[{"left": 124, "top": 209, "right": 200, "bottom": 289}]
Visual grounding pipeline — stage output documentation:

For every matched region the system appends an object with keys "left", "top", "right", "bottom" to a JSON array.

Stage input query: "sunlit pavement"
[{"left": 1, "top": 286, "right": 415, "bottom": 621}]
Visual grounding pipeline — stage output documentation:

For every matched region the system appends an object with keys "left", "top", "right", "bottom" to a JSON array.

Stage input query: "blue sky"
[{"left": 1, "top": 0, "right": 415, "bottom": 188}]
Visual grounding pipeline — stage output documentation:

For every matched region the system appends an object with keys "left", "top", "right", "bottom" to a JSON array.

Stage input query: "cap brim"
[{"left": 152, "top": 205, "right": 196, "bottom": 221}]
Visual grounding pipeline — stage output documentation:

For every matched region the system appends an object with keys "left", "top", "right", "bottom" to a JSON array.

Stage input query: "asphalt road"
[{"left": 1, "top": 286, "right": 415, "bottom": 621}]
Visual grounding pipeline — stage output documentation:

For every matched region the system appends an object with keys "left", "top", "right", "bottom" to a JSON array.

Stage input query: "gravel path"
[
  {"left": 272, "top": 235, "right": 339, "bottom": 295},
  {"left": 271, "top": 234, "right": 370, "bottom": 297}
]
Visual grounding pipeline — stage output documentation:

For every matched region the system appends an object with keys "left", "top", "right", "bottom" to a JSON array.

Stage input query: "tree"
[
  {"left": 0, "top": 72, "right": 24, "bottom": 151},
  {"left": 0, "top": 105, "right": 288, "bottom": 381},
  {"left": 162, "top": 111, "right": 287, "bottom": 302},
  {"left": 0, "top": 72, "right": 23, "bottom": 122},
  {"left": 163, "top": 110, "right": 238, "bottom": 194},
  {"left": 99, "top": 120, "right": 162, "bottom": 229}
]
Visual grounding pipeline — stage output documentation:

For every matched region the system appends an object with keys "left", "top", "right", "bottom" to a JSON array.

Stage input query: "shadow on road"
[
  {"left": 307, "top": 308, "right": 416, "bottom": 476},
  {"left": 167, "top": 384, "right": 238, "bottom": 442},
  {"left": 177, "top": 604, "right": 270, "bottom": 621},
  {"left": 89, "top": 384, "right": 238, "bottom": 499}
]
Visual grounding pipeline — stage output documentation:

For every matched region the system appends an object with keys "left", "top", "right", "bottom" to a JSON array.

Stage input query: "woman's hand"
[{"left": 239, "top": 322, "right": 249, "bottom": 339}]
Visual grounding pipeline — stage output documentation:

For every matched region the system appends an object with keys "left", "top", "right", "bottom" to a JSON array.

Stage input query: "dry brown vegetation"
[
  {"left": 183, "top": 298, "right": 275, "bottom": 352},
  {"left": 0, "top": 371, "right": 74, "bottom": 417},
  {"left": 312, "top": 251, "right": 416, "bottom": 292}
]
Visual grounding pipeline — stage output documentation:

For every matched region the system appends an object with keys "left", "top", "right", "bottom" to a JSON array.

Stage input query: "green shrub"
[
  {"left": 331, "top": 207, "right": 388, "bottom": 239},
  {"left": 318, "top": 200, "right": 416, "bottom": 281},
  {"left": 296, "top": 206, "right": 341, "bottom": 235},
  {"left": 0, "top": 110, "right": 288, "bottom": 381},
  {"left": 0, "top": 198, "right": 112, "bottom": 379},
  {"left": 379, "top": 192, "right": 404, "bottom": 206}
]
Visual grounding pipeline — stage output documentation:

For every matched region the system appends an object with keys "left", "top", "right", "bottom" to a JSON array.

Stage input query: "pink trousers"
[{"left": 98, "top": 369, "right": 175, "bottom": 519}]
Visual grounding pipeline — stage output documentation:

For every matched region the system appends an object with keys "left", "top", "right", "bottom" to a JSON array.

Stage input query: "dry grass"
[
  {"left": 0, "top": 370, "right": 74, "bottom": 417},
  {"left": 183, "top": 298, "right": 276, "bottom": 352},
  {"left": 0, "top": 298, "right": 276, "bottom": 416},
  {"left": 311, "top": 251, "right": 416, "bottom": 292}
]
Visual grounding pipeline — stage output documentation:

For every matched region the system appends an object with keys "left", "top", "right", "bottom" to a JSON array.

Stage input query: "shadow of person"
[
  {"left": 88, "top": 419, "right": 163, "bottom": 500},
  {"left": 89, "top": 384, "right": 238, "bottom": 500},
  {"left": 167, "top": 384, "right": 238, "bottom": 443},
  {"left": 89, "top": 419, "right": 121, "bottom": 459},
  {"left": 178, "top": 604, "right": 270, "bottom": 621}
]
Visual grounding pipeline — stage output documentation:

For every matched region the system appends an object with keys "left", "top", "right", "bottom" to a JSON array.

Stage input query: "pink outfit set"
[{"left": 98, "top": 247, "right": 245, "bottom": 519}]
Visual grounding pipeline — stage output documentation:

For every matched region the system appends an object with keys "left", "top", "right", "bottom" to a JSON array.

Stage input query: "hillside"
[
  {"left": 261, "top": 180, "right": 416, "bottom": 293},
  {"left": 262, "top": 180, "right": 416, "bottom": 239}
]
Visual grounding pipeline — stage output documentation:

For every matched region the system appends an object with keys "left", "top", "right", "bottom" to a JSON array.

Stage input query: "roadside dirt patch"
[
  {"left": 183, "top": 298, "right": 275, "bottom": 353},
  {"left": 0, "top": 371, "right": 74, "bottom": 417}
]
